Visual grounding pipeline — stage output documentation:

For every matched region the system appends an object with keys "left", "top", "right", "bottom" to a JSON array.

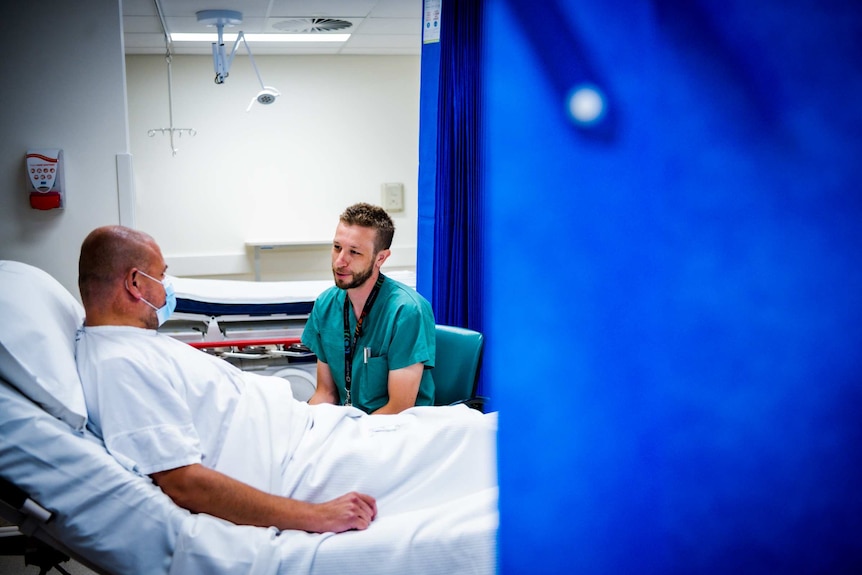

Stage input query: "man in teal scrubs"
[{"left": 302, "top": 203, "right": 436, "bottom": 414}]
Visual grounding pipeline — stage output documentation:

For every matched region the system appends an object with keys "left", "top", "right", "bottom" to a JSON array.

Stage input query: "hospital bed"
[
  {"left": 160, "top": 271, "right": 419, "bottom": 401},
  {"left": 0, "top": 260, "right": 498, "bottom": 575},
  {"left": 162, "top": 275, "right": 331, "bottom": 401}
]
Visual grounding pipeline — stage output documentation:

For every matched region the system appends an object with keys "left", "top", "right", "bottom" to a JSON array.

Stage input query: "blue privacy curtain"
[
  {"left": 418, "top": 0, "right": 484, "bottom": 335},
  {"left": 485, "top": 0, "right": 862, "bottom": 573},
  {"left": 416, "top": 2, "right": 440, "bottom": 306}
]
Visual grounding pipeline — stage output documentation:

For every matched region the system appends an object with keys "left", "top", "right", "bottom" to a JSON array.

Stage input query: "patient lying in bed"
[
  {"left": 0, "top": 256, "right": 498, "bottom": 575},
  {"left": 77, "top": 322, "right": 496, "bottom": 533},
  {"left": 76, "top": 225, "right": 497, "bottom": 535}
]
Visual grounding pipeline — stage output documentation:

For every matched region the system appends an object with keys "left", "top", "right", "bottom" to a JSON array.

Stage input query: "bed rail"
[{"left": 187, "top": 337, "right": 302, "bottom": 351}]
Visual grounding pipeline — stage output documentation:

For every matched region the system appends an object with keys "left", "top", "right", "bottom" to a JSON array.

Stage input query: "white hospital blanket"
[
  {"left": 1, "top": 376, "right": 498, "bottom": 575},
  {"left": 218, "top": 370, "right": 497, "bottom": 517},
  {"left": 171, "top": 487, "right": 498, "bottom": 575}
]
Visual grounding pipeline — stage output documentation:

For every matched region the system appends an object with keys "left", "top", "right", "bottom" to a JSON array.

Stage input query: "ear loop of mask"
[{"left": 133, "top": 270, "right": 177, "bottom": 326}]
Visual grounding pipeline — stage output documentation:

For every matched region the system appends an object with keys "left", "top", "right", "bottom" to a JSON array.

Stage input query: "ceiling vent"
[{"left": 271, "top": 18, "right": 353, "bottom": 33}]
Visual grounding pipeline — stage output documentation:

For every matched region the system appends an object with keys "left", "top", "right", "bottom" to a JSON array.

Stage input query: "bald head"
[{"left": 78, "top": 225, "right": 161, "bottom": 310}]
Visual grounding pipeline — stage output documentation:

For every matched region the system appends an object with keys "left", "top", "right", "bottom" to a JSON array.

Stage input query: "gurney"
[
  {"left": 160, "top": 271, "right": 417, "bottom": 401},
  {"left": 0, "top": 260, "right": 498, "bottom": 575},
  {"left": 164, "top": 269, "right": 417, "bottom": 344},
  {"left": 158, "top": 275, "right": 331, "bottom": 402}
]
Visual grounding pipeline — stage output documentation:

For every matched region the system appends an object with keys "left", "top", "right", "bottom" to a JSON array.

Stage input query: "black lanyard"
[{"left": 342, "top": 274, "right": 385, "bottom": 406}]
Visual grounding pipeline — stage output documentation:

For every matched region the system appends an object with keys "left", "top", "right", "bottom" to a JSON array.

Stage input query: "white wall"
[
  {"left": 0, "top": 1, "right": 130, "bottom": 297},
  {"left": 0, "top": 2, "right": 422, "bottom": 296},
  {"left": 126, "top": 53, "right": 421, "bottom": 281}
]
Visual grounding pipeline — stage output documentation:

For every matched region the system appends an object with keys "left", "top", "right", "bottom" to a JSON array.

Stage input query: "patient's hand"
[
  {"left": 152, "top": 464, "right": 376, "bottom": 534},
  {"left": 310, "top": 491, "right": 378, "bottom": 533}
]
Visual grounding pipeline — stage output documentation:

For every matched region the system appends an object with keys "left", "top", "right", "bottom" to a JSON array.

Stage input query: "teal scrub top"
[{"left": 301, "top": 276, "right": 436, "bottom": 413}]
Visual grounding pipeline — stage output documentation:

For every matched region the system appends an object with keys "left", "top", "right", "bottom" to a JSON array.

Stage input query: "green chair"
[{"left": 432, "top": 325, "right": 486, "bottom": 411}]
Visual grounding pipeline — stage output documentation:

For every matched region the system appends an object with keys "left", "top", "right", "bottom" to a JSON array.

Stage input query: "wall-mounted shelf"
[{"left": 245, "top": 240, "right": 331, "bottom": 281}]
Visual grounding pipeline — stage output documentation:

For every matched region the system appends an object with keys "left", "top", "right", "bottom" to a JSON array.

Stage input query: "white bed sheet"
[
  {"left": 0, "top": 261, "right": 495, "bottom": 574},
  {"left": 171, "top": 270, "right": 416, "bottom": 306},
  {"left": 0, "top": 377, "right": 498, "bottom": 575},
  {"left": 171, "top": 276, "right": 333, "bottom": 305},
  {"left": 171, "top": 487, "right": 498, "bottom": 575}
]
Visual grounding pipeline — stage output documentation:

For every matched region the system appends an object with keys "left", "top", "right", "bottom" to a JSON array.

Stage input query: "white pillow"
[{"left": 0, "top": 260, "right": 87, "bottom": 431}]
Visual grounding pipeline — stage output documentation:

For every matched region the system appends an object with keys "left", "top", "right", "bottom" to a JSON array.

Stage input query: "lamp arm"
[
  {"left": 225, "top": 30, "right": 241, "bottom": 73},
  {"left": 232, "top": 32, "right": 268, "bottom": 90},
  {"left": 211, "top": 26, "right": 273, "bottom": 94}
]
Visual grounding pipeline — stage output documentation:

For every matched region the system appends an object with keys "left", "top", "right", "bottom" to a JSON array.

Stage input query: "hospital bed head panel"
[{"left": 0, "top": 261, "right": 88, "bottom": 431}]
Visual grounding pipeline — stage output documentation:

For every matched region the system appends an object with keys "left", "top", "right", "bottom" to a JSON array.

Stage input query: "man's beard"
[{"left": 334, "top": 261, "right": 374, "bottom": 290}]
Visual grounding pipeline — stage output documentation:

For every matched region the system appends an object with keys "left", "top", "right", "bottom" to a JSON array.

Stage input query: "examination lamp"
[{"left": 197, "top": 9, "right": 281, "bottom": 111}]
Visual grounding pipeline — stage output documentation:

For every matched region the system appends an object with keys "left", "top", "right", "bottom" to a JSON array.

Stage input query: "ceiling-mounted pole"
[
  {"left": 196, "top": 9, "right": 243, "bottom": 84},
  {"left": 152, "top": 0, "right": 172, "bottom": 55},
  {"left": 147, "top": 0, "right": 196, "bottom": 155}
]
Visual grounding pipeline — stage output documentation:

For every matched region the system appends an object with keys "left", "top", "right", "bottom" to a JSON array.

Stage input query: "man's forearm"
[
  {"left": 151, "top": 464, "right": 376, "bottom": 533},
  {"left": 374, "top": 363, "right": 423, "bottom": 414},
  {"left": 309, "top": 361, "right": 340, "bottom": 405}
]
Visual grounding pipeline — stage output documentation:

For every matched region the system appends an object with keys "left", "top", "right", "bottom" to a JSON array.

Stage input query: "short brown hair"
[{"left": 339, "top": 203, "right": 395, "bottom": 253}]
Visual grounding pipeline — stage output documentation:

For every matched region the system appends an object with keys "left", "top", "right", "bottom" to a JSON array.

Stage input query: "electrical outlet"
[{"left": 382, "top": 183, "right": 404, "bottom": 212}]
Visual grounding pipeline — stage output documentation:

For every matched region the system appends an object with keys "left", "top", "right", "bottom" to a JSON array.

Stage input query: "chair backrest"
[{"left": 432, "top": 325, "right": 484, "bottom": 406}]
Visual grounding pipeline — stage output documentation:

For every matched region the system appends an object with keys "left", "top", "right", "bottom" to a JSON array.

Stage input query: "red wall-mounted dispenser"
[{"left": 26, "top": 149, "right": 65, "bottom": 210}]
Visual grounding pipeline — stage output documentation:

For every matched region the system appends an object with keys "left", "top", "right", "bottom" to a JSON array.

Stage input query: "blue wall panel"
[{"left": 485, "top": 1, "right": 862, "bottom": 573}]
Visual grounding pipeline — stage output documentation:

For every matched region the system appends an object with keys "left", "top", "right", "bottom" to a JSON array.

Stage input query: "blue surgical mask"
[{"left": 137, "top": 270, "right": 176, "bottom": 326}]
